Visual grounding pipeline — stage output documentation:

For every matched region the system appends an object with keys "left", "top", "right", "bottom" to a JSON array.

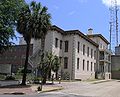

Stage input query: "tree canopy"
[
  {"left": 16, "top": 1, "right": 51, "bottom": 85},
  {"left": 0, "top": 0, "right": 25, "bottom": 53}
]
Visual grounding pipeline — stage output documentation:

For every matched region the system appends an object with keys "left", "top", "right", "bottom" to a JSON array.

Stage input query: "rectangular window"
[
  {"left": 78, "top": 42, "right": 80, "bottom": 53},
  {"left": 83, "top": 59, "right": 85, "bottom": 71},
  {"left": 91, "top": 62, "right": 93, "bottom": 71},
  {"left": 64, "top": 57, "right": 68, "bottom": 69},
  {"left": 77, "top": 58, "right": 79, "bottom": 69},
  {"left": 65, "top": 41, "right": 69, "bottom": 52},
  {"left": 87, "top": 47, "right": 89, "bottom": 57},
  {"left": 94, "top": 50, "right": 96, "bottom": 59},
  {"left": 91, "top": 49, "right": 93, "bottom": 58},
  {"left": 59, "top": 57, "right": 62, "bottom": 63},
  {"left": 55, "top": 38, "right": 58, "bottom": 48},
  {"left": 87, "top": 61, "right": 89, "bottom": 71},
  {"left": 94, "top": 63, "right": 96, "bottom": 71},
  {"left": 60, "top": 40, "right": 62, "bottom": 49},
  {"left": 83, "top": 44, "right": 85, "bottom": 55}
]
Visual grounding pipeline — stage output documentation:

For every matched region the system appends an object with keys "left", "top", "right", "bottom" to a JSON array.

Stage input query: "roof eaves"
[
  {"left": 87, "top": 34, "right": 109, "bottom": 44},
  {"left": 51, "top": 25, "right": 64, "bottom": 34},
  {"left": 65, "top": 30, "right": 98, "bottom": 47}
]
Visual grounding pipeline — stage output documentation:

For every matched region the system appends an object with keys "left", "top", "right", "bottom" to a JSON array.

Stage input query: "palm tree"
[{"left": 17, "top": 1, "right": 51, "bottom": 85}]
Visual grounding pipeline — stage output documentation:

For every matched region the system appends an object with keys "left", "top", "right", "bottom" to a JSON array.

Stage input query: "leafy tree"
[
  {"left": 41, "top": 52, "right": 55, "bottom": 84},
  {"left": 16, "top": 1, "right": 51, "bottom": 85},
  {"left": 41, "top": 52, "right": 60, "bottom": 83},
  {"left": 46, "top": 52, "right": 55, "bottom": 80},
  {"left": 52, "top": 56, "right": 60, "bottom": 80},
  {"left": 0, "top": 0, "right": 25, "bottom": 53}
]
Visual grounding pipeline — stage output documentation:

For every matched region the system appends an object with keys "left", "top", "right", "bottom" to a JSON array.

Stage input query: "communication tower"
[{"left": 109, "top": 0, "right": 119, "bottom": 52}]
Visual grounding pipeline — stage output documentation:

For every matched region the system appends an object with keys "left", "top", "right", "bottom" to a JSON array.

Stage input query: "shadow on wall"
[{"left": 61, "top": 71, "right": 70, "bottom": 80}]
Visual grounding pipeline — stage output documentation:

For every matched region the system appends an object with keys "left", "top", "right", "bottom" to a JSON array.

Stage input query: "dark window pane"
[
  {"left": 77, "top": 58, "right": 79, "bottom": 69},
  {"left": 87, "top": 47, "right": 89, "bottom": 57},
  {"left": 83, "top": 59, "right": 85, "bottom": 70},
  {"left": 60, "top": 40, "right": 62, "bottom": 49},
  {"left": 65, "top": 41, "right": 69, "bottom": 52},
  {"left": 87, "top": 61, "right": 89, "bottom": 71},
  {"left": 64, "top": 57, "right": 68, "bottom": 69},
  {"left": 91, "top": 62, "right": 93, "bottom": 71},
  {"left": 83, "top": 44, "right": 85, "bottom": 55},
  {"left": 78, "top": 42, "right": 80, "bottom": 53},
  {"left": 55, "top": 38, "right": 58, "bottom": 48}
]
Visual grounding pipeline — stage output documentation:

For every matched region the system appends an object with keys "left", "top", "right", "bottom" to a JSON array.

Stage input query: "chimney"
[{"left": 88, "top": 28, "right": 93, "bottom": 35}]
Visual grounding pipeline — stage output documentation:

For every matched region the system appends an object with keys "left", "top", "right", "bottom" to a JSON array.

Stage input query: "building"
[
  {"left": 111, "top": 45, "right": 120, "bottom": 79},
  {"left": 0, "top": 25, "right": 111, "bottom": 80},
  {"left": 115, "top": 45, "right": 120, "bottom": 55},
  {"left": 112, "top": 45, "right": 120, "bottom": 71},
  {"left": 27, "top": 25, "right": 111, "bottom": 80},
  {"left": 0, "top": 45, "right": 33, "bottom": 74},
  {"left": 87, "top": 29, "right": 111, "bottom": 80}
]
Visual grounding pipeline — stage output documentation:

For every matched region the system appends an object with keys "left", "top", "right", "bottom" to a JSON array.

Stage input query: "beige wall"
[
  {"left": 89, "top": 37, "right": 108, "bottom": 50},
  {"left": 30, "top": 30, "right": 99, "bottom": 80},
  {"left": 49, "top": 31, "right": 74, "bottom": 80},
  {"left": 74, "top": 35, "right": 97, "bottom": 80},
  {"left": 27, "top": 29, "right": 112, "bottom": 80},
  {"left": 88, "top": 36, "right": 111, "bottom": 80}
]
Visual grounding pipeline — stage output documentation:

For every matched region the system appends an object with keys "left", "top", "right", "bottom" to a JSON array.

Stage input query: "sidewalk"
[
  {"left": 31, "top": 83, "right": 63, "bottom": 93},
  {"left": 0, "top": 83, "right": 63, "bottom": 95},
  {"left": 89, "top": 79, "right": 112, "bottom": 84}
]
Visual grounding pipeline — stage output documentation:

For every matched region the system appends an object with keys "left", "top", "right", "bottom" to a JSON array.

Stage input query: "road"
[
  {"left": 1, "top": 80, "right": 120, "bottom": 97},
  {"left": 59, "top": 80, "right": 120, "bottom": 97},
  {"left": 0, "top": 92, "right": 91, "bottom": 97}
]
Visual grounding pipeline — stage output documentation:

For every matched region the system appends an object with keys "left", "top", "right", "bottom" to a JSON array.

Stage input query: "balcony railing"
[{"left": 99, "top": 56, "right": 111, "bottom": 62}]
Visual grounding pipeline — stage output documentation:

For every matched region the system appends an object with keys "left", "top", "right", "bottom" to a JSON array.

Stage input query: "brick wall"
[{"left": 0, "top": 44, "right": 33, "bottom": 73}]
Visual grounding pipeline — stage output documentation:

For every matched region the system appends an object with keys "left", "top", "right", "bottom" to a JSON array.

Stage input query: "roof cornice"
[{"left": 87, "top": 34, "right": 109, "bottom": 44}]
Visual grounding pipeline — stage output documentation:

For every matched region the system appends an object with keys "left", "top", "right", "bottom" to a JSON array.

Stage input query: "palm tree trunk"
[
  {"left": 40, "top": 36, "right": 45, "bottom": 90},
  {"left": 42, "top": 73, "right": 47, "bottom": 84},
  {"left": 56, "top": 71, "right": 58, "bottom": 80},
  {"left": 48, "top": 68, "right": 51, "bottom": 80},
  {"left": 21, "top": 41, "right": 30, "bottom": 85}
]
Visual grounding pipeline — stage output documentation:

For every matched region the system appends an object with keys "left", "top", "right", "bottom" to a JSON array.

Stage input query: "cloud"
[{"left": 102, "top": 0, "right": 120, "bottom": 7}]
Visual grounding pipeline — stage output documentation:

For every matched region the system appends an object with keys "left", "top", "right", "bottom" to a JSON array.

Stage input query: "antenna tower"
[{"left": 109, "top": 0, "right": 119, "bottom": 52}]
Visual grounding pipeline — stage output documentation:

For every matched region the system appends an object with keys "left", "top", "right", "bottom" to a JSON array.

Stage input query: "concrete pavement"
[
  {"left": 0, "top": 83, "right": 63, "bottom": 95},
  {"left": 1, "top": 80, "right": 120, "bottom": 97},
  {"left": 59, "top": 80, "right": 120, "bottom": 97}
]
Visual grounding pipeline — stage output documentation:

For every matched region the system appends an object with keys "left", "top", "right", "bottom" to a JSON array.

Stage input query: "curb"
[
  {"left": 3, "top": 92, "right": 25, "bottom": 95},
  {"left": 37, "top": 87, "right": 64, "bottom": 93},
  {"left": 92, "top": 80, "right": 112, "bottom": 84}
]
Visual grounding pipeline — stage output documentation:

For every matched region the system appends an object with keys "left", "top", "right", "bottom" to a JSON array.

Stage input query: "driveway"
[{"left": 58, "top": 80, "right": 120, "bottom": 97}]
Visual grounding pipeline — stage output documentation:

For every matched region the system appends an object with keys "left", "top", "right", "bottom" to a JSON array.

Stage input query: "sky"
[{"left": 15, "top": 0, "right": 120, "bottom": 44}]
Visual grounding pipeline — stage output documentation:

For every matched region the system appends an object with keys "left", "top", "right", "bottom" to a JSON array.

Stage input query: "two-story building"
[
  {"left": 11, "top": 25, "right": 111, "bottom": 80},
  {"left": 87, "top": 28, "right": 111, "bottom": 80}
]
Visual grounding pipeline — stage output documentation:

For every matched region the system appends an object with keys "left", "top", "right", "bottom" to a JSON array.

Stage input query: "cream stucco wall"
[
  {"left": 74, "top": 35, "right": 97, "bottom": 80},
  {"left": 21, "top": 28, "right": 112, "bottom": 80}
]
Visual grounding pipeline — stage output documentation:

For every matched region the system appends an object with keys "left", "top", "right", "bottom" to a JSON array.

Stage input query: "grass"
[
  {"left": 14, "top": 73, "right": 35, "bottom": 80},
  {"left": 0, "top": 74, "right": 5, "bottom": 80}
]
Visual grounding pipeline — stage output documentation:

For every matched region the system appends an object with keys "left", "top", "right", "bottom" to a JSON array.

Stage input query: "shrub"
[
  {"left": 33, "top": 77, "right": 40, "bottom": 84},
  {"left": 5, "top": 76, "right": 15, "bottom": 80}
]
